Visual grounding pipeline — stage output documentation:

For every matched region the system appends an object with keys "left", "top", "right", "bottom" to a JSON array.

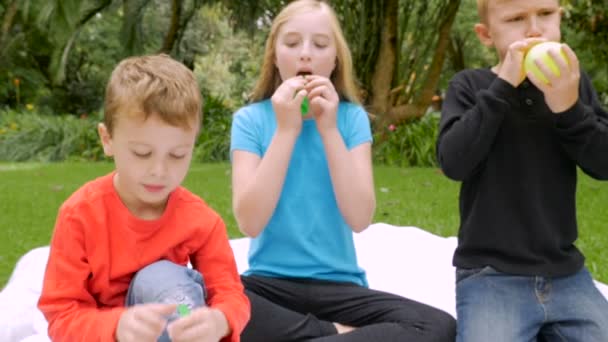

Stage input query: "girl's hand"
[
  {"left": 527, "top": 43, "right": 580, "bottom": 113},
  {"left": 116, "top": 303, "right": 176, "bottom": 342},
  {"left": 271, "top": 76, "right": 308, "bottom": 135},
  {"left": 167, "top": 307, "right": 229, "bottom": 342},
  {"left": 305, "top": 75, "right": 339, "bottom": 135}
]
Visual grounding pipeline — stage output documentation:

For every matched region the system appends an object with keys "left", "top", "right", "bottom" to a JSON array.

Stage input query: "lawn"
[{"left": 1, "top": 162, "right": 607, "bottom": 288}]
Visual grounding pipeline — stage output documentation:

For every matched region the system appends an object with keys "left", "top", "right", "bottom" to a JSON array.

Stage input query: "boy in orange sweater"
[{"left": 38, "top": 54, "right": 250, "bottom": 342}]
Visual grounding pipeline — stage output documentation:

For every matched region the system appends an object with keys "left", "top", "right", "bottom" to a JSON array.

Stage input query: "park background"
[{"left": 1, "top": 0, "right": 607, "bottom": 287}]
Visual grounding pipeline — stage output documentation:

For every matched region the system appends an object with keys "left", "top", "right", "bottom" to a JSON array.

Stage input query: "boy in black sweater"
[{"left": 437, "top": 0, "right": 608, "bottom": 341}]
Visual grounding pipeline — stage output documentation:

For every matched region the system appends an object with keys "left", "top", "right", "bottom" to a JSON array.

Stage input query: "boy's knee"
[{"left": 127, "top": 260, "right": 206, "bottom": 307}]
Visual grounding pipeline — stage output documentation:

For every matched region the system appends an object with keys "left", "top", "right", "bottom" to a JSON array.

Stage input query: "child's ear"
[
  {"left": 97, "top": 123, "right": 114, "bottom": 157},
  {"left": 474, "top": 23, "right": 493, "bottom": 47}
]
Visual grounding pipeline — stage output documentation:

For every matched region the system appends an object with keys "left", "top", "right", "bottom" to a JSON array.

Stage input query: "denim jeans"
[
  {"left": 125, "top": 260, "right": 206, "bottom": 342},
  {"left": 455, "top": 265, "right": 608, "bottom": 342}
]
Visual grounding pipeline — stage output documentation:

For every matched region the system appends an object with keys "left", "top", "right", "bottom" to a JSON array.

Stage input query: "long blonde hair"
[{"left": 250, "top": 0, "right": 360, "bottom": 104}]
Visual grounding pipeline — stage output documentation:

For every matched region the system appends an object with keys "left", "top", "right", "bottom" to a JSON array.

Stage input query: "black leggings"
[{"left": 240, "top": 275, "right": 456, "bottom": 342}]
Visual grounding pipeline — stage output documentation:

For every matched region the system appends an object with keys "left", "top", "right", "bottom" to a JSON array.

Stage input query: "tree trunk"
[
  {"left": 159, "top": 0, "right": 182, "bottom": 54},
  {"left": 386, "top": 0, "right": 461, "bottom": 124},
  {"left": 368, "top": 0, "right": 398, "bottom": 118},
  {"left": 0, "top": 0, "right": 18, "bottom": 54}
]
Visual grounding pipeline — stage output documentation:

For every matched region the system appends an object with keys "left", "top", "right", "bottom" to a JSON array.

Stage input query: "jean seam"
[{"left": 455, "top": 266, "right": 495, "bottom": 286}]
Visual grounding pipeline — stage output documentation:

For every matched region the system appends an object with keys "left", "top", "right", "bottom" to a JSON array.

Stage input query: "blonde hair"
[
  {"left": 250, "top": 0, "right": 360, "bottom": 104},
  {"left": 103, "top": 54, "right": 202, "bottom": 135},
  {"left": 476, "top": 0, "right": 490, "bottom": 24},
  {"left": 477, "top": 0, "right": 562, "bottom": 24}
]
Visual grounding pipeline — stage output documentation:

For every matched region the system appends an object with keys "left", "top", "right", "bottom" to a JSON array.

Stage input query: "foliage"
[
  {"left": 562, "top": 1, "right": 608, "bottom": 106},
  {"left": 0, "top": 109, "right": 103, "bottom": 162},
  {"left": 192, "top": 4, "right": 264, "bottom": 107},
  {"left": 372, "top": 113, "right": 440, "bottom": 167},
  {"left": 194, "top": 94, "right": 234, "bottom": 163},
  {"left": 0, "top": 93, "right": 235, "bottom": 163}
]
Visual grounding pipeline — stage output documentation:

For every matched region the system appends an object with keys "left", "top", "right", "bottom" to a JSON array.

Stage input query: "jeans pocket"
[{"left": 455, "top": 266, "right": 494, "bottom": 284}]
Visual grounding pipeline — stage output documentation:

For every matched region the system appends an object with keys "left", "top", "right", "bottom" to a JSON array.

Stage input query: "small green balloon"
[
  {"left": 177, "top": 304, "right": 190, "bottom": 317},
  {"left": 301, "top": 96, "right": 309, "bottom": 115}
]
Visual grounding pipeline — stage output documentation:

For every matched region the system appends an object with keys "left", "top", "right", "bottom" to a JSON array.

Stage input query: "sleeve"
[
  {"left": 344, "top": 104, "right": 373, "bottom": 149},
  {"left": 38, "top": 206, "right": 125, "bottom": 342},
  {"left": 191, "top": 216, "right": 250, "bottom": 342},
  {"left": 230, "top": 107, "right": 262, "bottom": 158},
  {"left": 552, "top": 71, "right": 608, "bottom": 179},
  {"left": 436, "top": 72, "right": 513, "bottom": 181}
]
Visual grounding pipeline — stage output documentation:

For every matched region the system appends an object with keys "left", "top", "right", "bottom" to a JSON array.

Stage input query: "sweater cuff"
[
  {"left": 106, "top": 307, "right": 126, "bottom": 341},
  {"left": 553, "top": 100, "right": 586, "bottom": 129},
  {"left": 213, "top": 302, "right": 250, "bottom": 342}
]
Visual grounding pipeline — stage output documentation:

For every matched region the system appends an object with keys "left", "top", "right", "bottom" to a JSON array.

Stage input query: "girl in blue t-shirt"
[{"left": 230, "top": 0, "right": 455, "bottom": 340}]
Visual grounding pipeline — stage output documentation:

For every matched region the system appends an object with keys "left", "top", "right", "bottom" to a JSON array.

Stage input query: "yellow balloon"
[{"left": 523, "top": 42, "right": 569, "bottom": 84}]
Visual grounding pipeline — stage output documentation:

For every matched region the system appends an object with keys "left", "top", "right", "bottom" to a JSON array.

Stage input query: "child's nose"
[
  {"left": 299, "top": 41, "right": 312, "bottom": 61},
  {"left": 150, "top": 158, "right": 168, "bottom": 177},
  {"left": 526, "top": 17, "right": 542, "bottom": 37}
]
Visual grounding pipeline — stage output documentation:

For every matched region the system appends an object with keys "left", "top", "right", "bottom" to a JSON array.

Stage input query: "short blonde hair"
[
  {"left": 476, "top": 0, "right": 490, "bottom": 24},
  {"left": 103, "top": 54, "right": 202, "bottom": 135},
  {"left": 250, "top": 0, "right": 360, "bottom": 104},
  {"left": 477, "top": 0, "right": 562, "bottom": 24}
]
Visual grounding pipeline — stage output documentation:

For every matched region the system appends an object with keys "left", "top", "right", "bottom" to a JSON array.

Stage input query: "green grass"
[{"left": 1, "top": 163, "right": 607, "bottom": 288}]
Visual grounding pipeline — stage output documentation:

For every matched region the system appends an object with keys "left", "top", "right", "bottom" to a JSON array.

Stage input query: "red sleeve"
[
  {"left": 37, "top": 207, "right": 125, "bottom": 341},
  {"left": 192, "top": 217, "right": 250, "bottom": 342}
]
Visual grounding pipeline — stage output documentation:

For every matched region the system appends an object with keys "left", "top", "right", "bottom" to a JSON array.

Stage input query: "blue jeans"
[
  {"left": 456, "top": 265, "right": 608, "bottom": 342},
  {"left": 125, "top": 260, "right": 206, "bottom": 342}
]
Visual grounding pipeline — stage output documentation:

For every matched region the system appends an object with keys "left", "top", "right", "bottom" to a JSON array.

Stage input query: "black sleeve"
[
  {"left": 553, "top": 71, "right": 608, "bottom": 180},
  {"left": 436, "top": 72, "right": 514, "bottom": 181}
]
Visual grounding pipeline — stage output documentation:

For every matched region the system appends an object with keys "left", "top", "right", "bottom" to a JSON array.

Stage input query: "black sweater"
[{"left": 437, "top": 68, "right": 608, "bottom": 277}]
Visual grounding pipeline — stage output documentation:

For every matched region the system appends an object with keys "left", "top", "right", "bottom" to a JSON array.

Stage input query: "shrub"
[
  {"left": 0, "top": 110, "right": 103, "bottom": 162},
  {"left": 372, "top": 113, "right": 440, "bottom": 167},
  {"left": 194, "top": 94, "right": 234, "bottom": 163}
]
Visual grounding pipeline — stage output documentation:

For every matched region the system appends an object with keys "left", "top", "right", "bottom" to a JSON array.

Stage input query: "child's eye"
[
  {"left": 285, "top": 41, "right": 299, "bottom": 48},
  {"left": 508, "top": 16, "right": 524, "bottom": 22},
  {"left": 170, "top": 154, "right": 186, "bottom": 160},
  {"left": 133, "top": 151, "right": 151, "bottom": 158},
  {"left": 314, "top": 43, "right": 328, "bottom": 48},
  {"left": 540, "top": 10, "right": 555, "bottom": 16}
]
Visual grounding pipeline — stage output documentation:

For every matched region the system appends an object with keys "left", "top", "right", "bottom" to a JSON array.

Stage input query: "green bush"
[
  {"left": 373, "top": 113, "right": 440, "bottom": 167},
  {"left": 1, "top": 104, "right": 441, "bottom": 166},
  {"left": 194, "top": 94, "right": 235, "bottom": 163},
  {"left": 0, "top": 110, "right": 103, "bottom": 162}
]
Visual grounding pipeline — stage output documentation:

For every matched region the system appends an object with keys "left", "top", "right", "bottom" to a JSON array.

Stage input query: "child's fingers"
[
  {"left": 547, "top": 48, "right": 569, "bottom": 74},
  {"left": 560, "top": 44, "right": 579, "bottom": 73},
  {"left": 147, "top": 303, "right": 179, "bottom": 316},
  {"left": 526, "top": 69, "right": 549, "bottom": 92},
  {"left": 534, "top": 57, "right": 558, "bottom": 85},
  {"left": 167, "top": 307, "right": 214, "bottom": 340},
  {"left": 293, "top": 88, "right": 308, "bottom": 102},
  {"left": 307, "top": 84, "right": 330, "bottom": 100}
]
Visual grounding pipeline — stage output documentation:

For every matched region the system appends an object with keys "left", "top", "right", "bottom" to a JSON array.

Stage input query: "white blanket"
[{"left": 2, "top": 223, "right": 607, "bottom": 342}]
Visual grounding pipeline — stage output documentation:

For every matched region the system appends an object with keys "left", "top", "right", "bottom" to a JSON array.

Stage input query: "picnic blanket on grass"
[{"left": 2, "top": 223, "right": 607, "bottom": 342}]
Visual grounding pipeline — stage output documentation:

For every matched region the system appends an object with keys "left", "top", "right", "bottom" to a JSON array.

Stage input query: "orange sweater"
[{"left": 38, "top": 172, "right": 250, "bottom": 341}]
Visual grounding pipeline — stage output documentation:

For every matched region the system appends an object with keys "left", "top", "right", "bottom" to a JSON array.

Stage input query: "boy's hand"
[
  {"left": 271, "top": 76, "right": 308, "bottom": 135},
  {"left": 498, "top": 38, "right": 547, "bottom": 87},
  {"left": 116, "top": 303, "right": 177, "bottom": 342},
  {"left": 527, "top": 43, "right": 580, "bottom": 113},
  {"left": 167, "top": 307, "right": 230, "bottom": 342},
  {"left": 304, "top": 75, "right": 339, "bottom": 135}
]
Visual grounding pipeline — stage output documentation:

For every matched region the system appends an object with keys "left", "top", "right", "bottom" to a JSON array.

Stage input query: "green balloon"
[
  {"left": 524, "top": 41, "right": 568, "bottom": 84},
  {"left": 177, "top": 304, "right": 190, "bottom": 317},
  {"left": 301, "top": 96, "right": 309, "bottom": 115}
]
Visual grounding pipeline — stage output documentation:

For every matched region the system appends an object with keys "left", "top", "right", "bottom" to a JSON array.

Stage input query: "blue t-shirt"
[{"left": 230, "top": 99, "right": 372, "bottom": 286}]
